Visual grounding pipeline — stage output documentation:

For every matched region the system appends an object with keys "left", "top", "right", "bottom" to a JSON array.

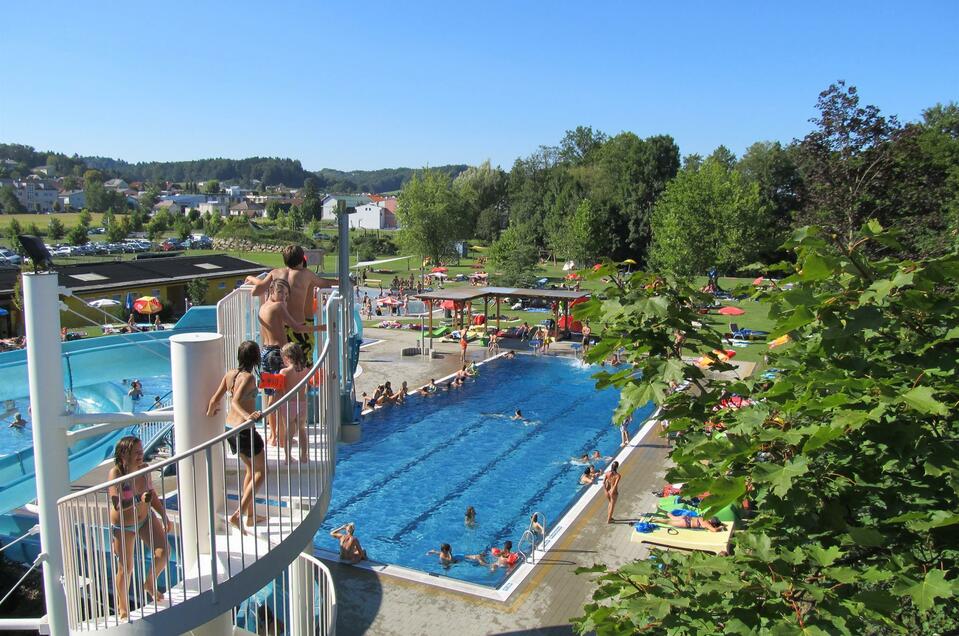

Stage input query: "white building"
[
  {"left": 14, "top": 179, "right": 59, "bottom": 212},
  {"left": 198, "top": 201, "right": 229, "bottom": 216},
  {"left": 320, "top": 194, "right": 371, "bottom": 221},
  {"left": 350, "top": 202, "right": 398, "bottom": 230},
  {"left": 103, "top": 178, "right": 129, "bottom": 191},
  {"left": 58, "top": 190, "right": 86, "bottom": 210}
]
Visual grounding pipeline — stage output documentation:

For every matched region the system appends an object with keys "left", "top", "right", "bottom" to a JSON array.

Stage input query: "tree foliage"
[
  {"left": 0, "top": 185, "right": 26, "bottom": 214},
  {"left": 573, "top": 223, "right": 959, "bottom": 634},
  {"left": 487, "top": 222, "right": 540, "bottom": 286},
  {"left": 396, "top": 170, "right": 461, "bottom": 264},
  {"left": 648, "top": 158, "right": 773, "bottom": 275},
  {"left": 47, "top": 217, "right": 65, "bottom": 240}
]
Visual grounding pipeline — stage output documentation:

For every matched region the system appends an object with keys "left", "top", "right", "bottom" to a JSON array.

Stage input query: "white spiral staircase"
[{"left": 18, "top": 280, "right": 347, "bottom": 635}]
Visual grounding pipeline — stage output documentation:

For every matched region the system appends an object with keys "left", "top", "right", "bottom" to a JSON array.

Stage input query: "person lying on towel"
[{"left": 666, "top": 512, "right": 727, "bottom": 532}]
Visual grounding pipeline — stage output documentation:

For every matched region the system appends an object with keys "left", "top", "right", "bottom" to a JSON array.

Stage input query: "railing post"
[
  {"left": 170, "top": 333, "right": 226, "bottom": 562},
  {"left": 287, "top": 553, "right": 313, "bottom": 636},
  {"left": 23, "top": 272, "right": 70, "bottom": 636}
]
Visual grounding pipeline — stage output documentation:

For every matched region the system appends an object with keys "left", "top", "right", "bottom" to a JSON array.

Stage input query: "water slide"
[{"left": 0, "top": 307, "right": 217, "bottom": 518}]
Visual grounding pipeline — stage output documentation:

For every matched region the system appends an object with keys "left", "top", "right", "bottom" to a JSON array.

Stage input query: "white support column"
[
  {"left": 287, "top": 554, "right": 313, "bottom": 636},
  {"left": 170, "top": 333, "right": 226, "bottom": 562},
  {"left": 23, "top": 272, "right": 69, "bottom": 636}
]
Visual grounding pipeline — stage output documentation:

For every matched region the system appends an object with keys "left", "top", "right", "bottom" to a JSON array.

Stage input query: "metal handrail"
[
  {"left": 55, "top": 291, "right": 342, "bottom": 631},
  {"left": 58, "top": 337, "right": 332, "bottom": 501}
]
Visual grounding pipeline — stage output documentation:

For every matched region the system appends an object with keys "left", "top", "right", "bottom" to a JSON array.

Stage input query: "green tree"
[
  {"left": 129, "top": 208, "right": 145, "bottom": 233},
  {"left": 47, "top": 216, "right": 65, "bottom": 240},
  {"left": 146, "top": 218, "right": 166, "bottom": 241},
  {"left": 78, "top": 210, "right": 92, "bottom": 228},
  {"left": 204, "top": 213, "right": 224, "bottom": 237},
  {"left": 5, "top": 219, "right": 23, "bottom": 252},
  {"left": 0, "top": 185, "right": 26, "bottom": 213},
  {"left": 797, "top": 81, "right": 901, "bottom": 245},
  {"left": 574, "top": 224, "right": 959, "bottom": 634},
  {"left": 26, "top": 222, "right": 42, "bottom": 237},
  {"left": 174, "top": 218, "right": 192, "bottom": 241},
  {"left": 186, "top": 278, "right": 209, "bottom": 305},
  {"left": 396, "top": 170, "right": 460, "bottom": 264},
  {"left": 67, "top": 224, "right": 89, "bottom": 246},
  {"left": 453, "top": 160, "right": 508, "bottom": 236},
  {"left": 106, "top": 215, "right": 129, "bottom": 242},
  {"left": 487, "top": 222, "right": 540, "bottom": 286},
  {"left": 266, "top": 199, "right": 283, "bottom": 220},
  {"left": 203, "top": 179, "right": 220, "bottom": 194},
  {"left": 101, "top": 208, "right": 115, "bottom": 231},
  {"left": 648, "top": 158, "right": 771, "bottom": 275},
  {"left": 300, "top": 177, "right": 322, "bottom": 220}
]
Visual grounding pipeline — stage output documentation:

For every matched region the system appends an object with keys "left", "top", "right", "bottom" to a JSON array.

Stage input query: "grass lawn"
[{"left": 1, "top": 212, "right": 104, "bottom": 230}]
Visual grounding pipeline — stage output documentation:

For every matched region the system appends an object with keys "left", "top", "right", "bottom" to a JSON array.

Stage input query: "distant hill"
[
  {"left": 82, "top": 156, "right": 313, "bottom": 187},
  {"left": 314, "top": 165, "right": 469, "bottom": 194}
]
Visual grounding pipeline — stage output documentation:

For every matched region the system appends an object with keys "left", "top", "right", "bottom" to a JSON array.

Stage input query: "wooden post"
[
  {"left": 553, "top": 302, "right": 559, "bottom": 339},
  {"left": 428, "top": 300, "right": 433, "bottom": 338},
  {"left": 484, "top": 297, "right": 488, "bottom": 331},
  {"left": 496, "top": 297, "right": 501, "bottom": 332}
]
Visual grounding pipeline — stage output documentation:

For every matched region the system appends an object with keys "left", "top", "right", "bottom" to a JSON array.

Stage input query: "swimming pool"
[{"left": 314, "top": 355, "right": 653, "bottom": 589}]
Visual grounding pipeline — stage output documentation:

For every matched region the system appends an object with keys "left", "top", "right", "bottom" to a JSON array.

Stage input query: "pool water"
[{"left": 315, "top": 355, "right": 652, "bottom": 587}]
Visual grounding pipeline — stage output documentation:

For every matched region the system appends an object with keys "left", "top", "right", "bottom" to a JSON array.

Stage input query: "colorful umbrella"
[
  {"left": 133, "top": 296, "right": 162, "bottom": 315},
  {"left": 431, "top": 267, "right": 448, "bottom": 273},
  {"left": 717, "top": 306, "right": 745, "bottom": 316},
  {"left": 377, "top": 297, "right": 401, "bottom": 306},
  {"left": 440, "top": 300, "right": 458, "bottom": 311}
]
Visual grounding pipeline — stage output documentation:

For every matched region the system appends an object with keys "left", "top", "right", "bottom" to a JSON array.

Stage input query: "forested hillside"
[{"left": 314, "top": 165, "right": 468, "bottom": 193}]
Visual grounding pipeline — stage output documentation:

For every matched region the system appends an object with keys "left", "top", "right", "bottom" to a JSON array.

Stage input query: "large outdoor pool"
[{"left": 315, "top": 354, "right": 651, "bottom": 588}]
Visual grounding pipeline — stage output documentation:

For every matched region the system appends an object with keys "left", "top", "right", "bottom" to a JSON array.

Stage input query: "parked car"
[
  {"left": 0, "top": 248, "right": 21, "bottom": 265},
  {"left": 191, "top": 236, "right": 213, "bottom": 249},
  {"left": 313, "top": 232, "right": 333, "bottom": 241},
  {"left": 160, "top": 239, "right": 182, "bottom": 251},
  {"left": 87, "top": 227, "right": 106, "bottom": 235}
]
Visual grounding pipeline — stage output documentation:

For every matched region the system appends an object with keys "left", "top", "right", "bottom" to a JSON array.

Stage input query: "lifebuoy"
[
  {"left": 507, "top": 553, "right": 520, "bottom": 566},
  {"left": 490, "top": 548, "right": 501, "bottom": 556}
]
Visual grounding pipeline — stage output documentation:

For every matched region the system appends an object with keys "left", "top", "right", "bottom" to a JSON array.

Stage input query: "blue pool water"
[{"left": 315, "top": 355, "right": 652, "bottom": 587}]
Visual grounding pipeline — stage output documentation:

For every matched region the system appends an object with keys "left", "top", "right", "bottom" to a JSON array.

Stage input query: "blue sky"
[{"left": 1, "top": 1, "right": 956, "bottom": 171}]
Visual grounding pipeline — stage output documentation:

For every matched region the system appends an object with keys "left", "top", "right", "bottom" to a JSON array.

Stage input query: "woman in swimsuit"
[
  {"left": 666, "top": 512, "right": 726, "bottom": 532},
  {"left": 207, "top": 340, "right": 266, "bottom": 533},
  {"left": 330, "top": 523, "right": 367, "bottom": 564},
  {"left": 108, "top": 436, "right": 170, "bottom": 621}
]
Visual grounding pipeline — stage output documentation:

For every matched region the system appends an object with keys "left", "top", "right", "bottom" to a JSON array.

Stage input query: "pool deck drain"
[{"left": 331, "top": 329, "right": 712, "bottom": 635}]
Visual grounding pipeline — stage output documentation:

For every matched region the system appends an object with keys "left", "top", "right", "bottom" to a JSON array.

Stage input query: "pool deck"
[{"left": 338, "top": 329, "right": 755, "bottom": 635}]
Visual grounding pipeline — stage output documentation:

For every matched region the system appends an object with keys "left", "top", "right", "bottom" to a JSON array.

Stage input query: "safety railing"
[
  {"left": 517, "top": 512, "right": 547, "bottom": 564},
  {"left": 216, "top": 284, "right": 261, "bottom": 376},
  {"left": 232, "top": 552, "right": 336, "bottom": 636},
  {"left": 56, "top": 294, "right": 342, "bottom": 633}
]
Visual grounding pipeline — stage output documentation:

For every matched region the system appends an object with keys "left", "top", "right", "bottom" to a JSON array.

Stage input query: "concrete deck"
[{"left": 334, "top": 329, "right": 675, "bottom": 635}]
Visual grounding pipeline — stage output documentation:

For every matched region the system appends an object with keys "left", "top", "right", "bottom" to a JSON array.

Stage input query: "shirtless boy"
[
  {"left": 245, "top": 244, "right": 334, "bottom": 358},
  {"left": 259, "top": 279, "right": 323, "bottom": 444}
]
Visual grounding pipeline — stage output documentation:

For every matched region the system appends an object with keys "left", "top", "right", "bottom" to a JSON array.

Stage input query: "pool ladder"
[{"left": 517, "top": 511, "right": 547, "bottom": 564}]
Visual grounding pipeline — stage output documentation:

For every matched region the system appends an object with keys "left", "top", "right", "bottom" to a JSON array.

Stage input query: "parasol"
[
  {"left": 133, "top": 296, "right": 162, "bottom": 315},
  {"left": 89, "top": 298, "right": 120, "bottom": 308},
  {"left": 431, "top": 267, "right": 448, "bottom": 273},
  {"left": 440, "top": 300, "right": 458, "bottom": 311},
  {"left": 377, "top": 297, "right": 401, "bottom": 306},
  {"left": 717, "top": 306, "right": 745, "bottom": 316}
]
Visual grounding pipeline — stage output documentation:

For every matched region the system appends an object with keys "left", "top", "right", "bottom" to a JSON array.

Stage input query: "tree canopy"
[{"left": 573, "top": 223, "right": 959, "bottom": 634}]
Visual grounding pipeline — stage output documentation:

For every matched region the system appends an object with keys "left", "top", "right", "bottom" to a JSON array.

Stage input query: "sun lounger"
[
  {"left": 430, "top": 326, "right": 450, "bottom": 337},
  {"left": 630, "top": 522, "right": 734, "bottom": 555}
]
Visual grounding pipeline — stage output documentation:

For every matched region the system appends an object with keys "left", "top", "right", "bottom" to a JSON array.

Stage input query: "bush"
[{"left": 216, "top": 224, "right": 316, "bottom": 248}]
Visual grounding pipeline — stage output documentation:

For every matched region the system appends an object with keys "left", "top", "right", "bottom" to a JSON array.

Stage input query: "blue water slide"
[{"left": 0, "top": 307, "right": 217, "bottom": 516}]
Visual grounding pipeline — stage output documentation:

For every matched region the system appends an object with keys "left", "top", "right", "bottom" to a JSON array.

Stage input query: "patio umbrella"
[
  {"left": 89, "top": 298, "right": 120, "bottom": 308},
  {"left": 717, "top": 306, "right": 745, "bottom": 316},
  {"left": 377, "top": 297, "right": 401, "bottom": 306},
  {"left": 133, "top": 296, "right": 162, "bottom": 315},
  {"left": 431, "top": 267, "right": 448, "bottom": 273},
  {"left": 440, "top": 300, "right": 458, "bottom": 311}
]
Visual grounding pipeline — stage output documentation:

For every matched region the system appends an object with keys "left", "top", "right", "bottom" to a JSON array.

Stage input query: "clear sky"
[{"left": 1, "top": 1, "right": 956, "bottom": 171}]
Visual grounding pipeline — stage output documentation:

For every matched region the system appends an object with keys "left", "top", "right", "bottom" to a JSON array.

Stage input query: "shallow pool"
[{"left": 315, "top": 355, "right": 651, "bottom": 587}]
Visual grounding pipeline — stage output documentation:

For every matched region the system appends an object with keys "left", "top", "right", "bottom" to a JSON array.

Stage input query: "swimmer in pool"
[
  {"left": 464, "top": 506, "right": 476, "bottom": 528},
  {"left": 591, "top": 450, "right": 605, "bottom": 462},
  {"left": 512, "top": 409, "right": 525, "bottom": 421},
  {"left": 9, "top": 412, "right": 26, "bottom": 429},
  {"left": 426, "top": 543, "right": 456, "bottom": 566},
  {"left": 464, "top": 549, "right": 490, "bottom": 565},
  {"left": 580, "top": 465, "right": 597, "bottom": 485}
]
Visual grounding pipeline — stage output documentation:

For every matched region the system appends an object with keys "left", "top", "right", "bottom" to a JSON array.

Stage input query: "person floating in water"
[
  {"left": 128, "top": 380, "right": 143, "bottom": 401},
  {"left": 512, "top": 409, "right": 525, "bottom": 421},
  {"left": 464, "top": 506, "right": 476, "bottom": 528},
  {"left": 9, "top": 412, "right": 26, "bottom": 429}
]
